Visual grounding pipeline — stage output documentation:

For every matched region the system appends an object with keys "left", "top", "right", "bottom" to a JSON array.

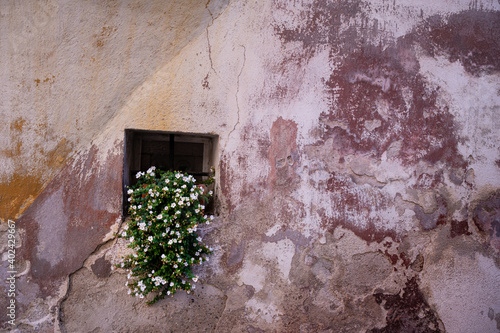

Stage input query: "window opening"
[{"left": 123, "top": 129, "right": 217, "bottom": 214}]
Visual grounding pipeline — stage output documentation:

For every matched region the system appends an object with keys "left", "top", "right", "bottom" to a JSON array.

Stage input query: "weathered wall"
[{"left": 1, "top": 0, "right": 500, "bottom": 332}]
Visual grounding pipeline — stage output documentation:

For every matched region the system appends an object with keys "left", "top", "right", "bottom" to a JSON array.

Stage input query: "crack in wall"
[
  {"left": 224, "top": 45, "right": 246, "bottom": 153},
  {"left": 205, "top": 0, "right": 231, "bottom": 76},
  {"left": 57, "top": 237, "right": 118, "bottom": 333},
  {"left": 211, "top": 285, "right": 229, "bottom": 332}
]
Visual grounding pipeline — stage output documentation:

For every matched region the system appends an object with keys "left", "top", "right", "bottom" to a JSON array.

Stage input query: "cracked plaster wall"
[{"left": 1, "top": 0, "right": 500, "bottom": 332}]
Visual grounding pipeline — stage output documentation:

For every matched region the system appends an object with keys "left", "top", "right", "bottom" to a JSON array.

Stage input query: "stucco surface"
[{"left": 1, "top": 0, "right": 500, "bottom": 332}]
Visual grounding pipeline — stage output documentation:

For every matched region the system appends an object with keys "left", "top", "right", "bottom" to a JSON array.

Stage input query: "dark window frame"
[{"left": 123, "top": 129, "right": 217, "bottom": 214}]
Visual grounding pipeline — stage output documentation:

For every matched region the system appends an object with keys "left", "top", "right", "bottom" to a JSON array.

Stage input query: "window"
[{"left": 123, "top": 129, "right": 217, "bottom": 214}]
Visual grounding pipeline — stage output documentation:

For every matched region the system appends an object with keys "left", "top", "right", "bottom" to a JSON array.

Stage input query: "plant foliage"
[{"left": 117, "top": 167, "right": 213, "bottom": 304}]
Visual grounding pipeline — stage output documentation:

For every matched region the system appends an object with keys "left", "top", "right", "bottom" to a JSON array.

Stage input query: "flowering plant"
[{"left": 117, "top": 166, "right": 214, "bottom": 304}]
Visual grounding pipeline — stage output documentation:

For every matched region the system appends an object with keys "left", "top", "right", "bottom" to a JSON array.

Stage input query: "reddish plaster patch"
[
  {"left": 450, "top": 219, "right": 471, "bottom": 238},
  {"left": 273, "top": 6, "right": 500, "bottom": 169},
  {"left": 219, "top": 155, "right": 235, "bottom": 213},
  {"left": 370, "top": 277, "right": 442, "bottom": 332},
  {"left": 322, "top": 43, "right": 464, "bottom": 168},
  {"left": 272, "top": 3, "right": 500, "bottom": 242},
  {"left": 17, "top": 142, "right": 123, "bottom": 300},
  {"left": 320, "top": 172, "right": 396, "bottom": 243},
  {"left": 267, "top": 117, "right": 300, "bottom": 189},
  {"left": 415, "top": 11, "right": 500, "bottom": 76}
]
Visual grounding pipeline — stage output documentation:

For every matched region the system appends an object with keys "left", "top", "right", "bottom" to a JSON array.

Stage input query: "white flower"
[
  {"left": 128, "top": 197, "right": 132, "bottom": 202},
  {"left": 157, "top": 214, "right": 163, "bottom": 219},
  {"left": 165, "top": 179, "right": 170, "bottom": 184},
  {"left": 161, "top": 254, "right": 166, "bottom": 259},
  {"left": 209, "top": 190, "right": 213, "bottom": 195},
  {"left": 148, "top": 236, "right": 153, "bottom": 242},
  {"left": 123, "top": 225, "right": 129, "bottom": 230},
  {"left": 197, "top": 237, "right": 202, "bottom": 242},
  {"left": 173, "top": 264, "right": 178, "bottom": 268},
  {"left": 193, "top": 276, "right": 198, "bottom": 283},
  {"left": 171, "top": 203, "right": 176, "bottom": 208},
  {"left": 138, "top": 205, "right": 142, "bottom": 209},
  {"left": 127, "top": 189, "right": 133, "bottom": 195},
  {"left": 121, "top": 231, "right": 127, "bottom": 237}
]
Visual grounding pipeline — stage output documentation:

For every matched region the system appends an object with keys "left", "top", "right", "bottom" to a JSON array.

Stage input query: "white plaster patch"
[
  {"left": 260, "top": 239, "right": 295, "bottom": 281},
  {"left": 422, "top": 252, "right": 500, "bottom": 333},
  {"left": 265, "top": 224, "right": 282, "bottom": 237},
  {"left": 102, "top": 218, "right": 121, "bottom": 242},
  {"left": 238, "top": 261, "right": 266, "bottom": 292},
  {"left": 374, "top": 159, "right": 411, "bottom": 183},
  {"left": 418, "top": 54, "right": 500, "bottom": 190}
]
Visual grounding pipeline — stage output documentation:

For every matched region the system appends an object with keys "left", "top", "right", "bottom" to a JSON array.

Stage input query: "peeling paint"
[{"left": 2, "top": 0, "right": 500, "bottom": 331}]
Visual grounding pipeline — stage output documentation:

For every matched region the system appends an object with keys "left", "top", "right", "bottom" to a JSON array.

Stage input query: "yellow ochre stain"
[
  {"left": 0, "top": 173, "right": 43, "bottom": 222},
  {"left": 45, "top": 138, "right": 74, "bottom": 170}
]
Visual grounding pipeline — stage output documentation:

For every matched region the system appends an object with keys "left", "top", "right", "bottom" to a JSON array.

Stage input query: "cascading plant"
[{"left": 117, "top": 166, "right": 214, "bottom": 304}]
